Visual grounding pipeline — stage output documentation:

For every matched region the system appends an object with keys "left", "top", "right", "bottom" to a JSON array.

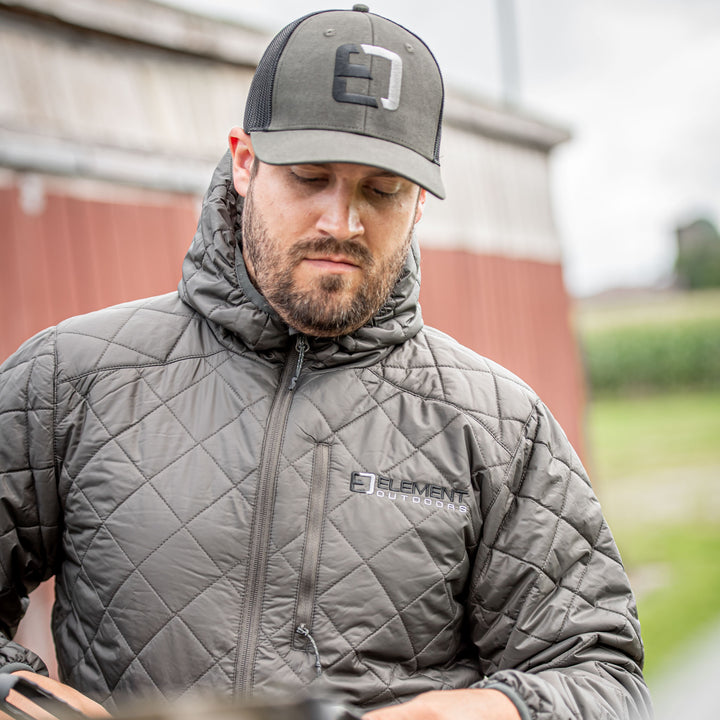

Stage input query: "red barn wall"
[
  {"left": 0, "top": 181, "right": 198, "bottom": 362},
  {"left": 420, "top": 248, "right": 585, "bottom": 455}
]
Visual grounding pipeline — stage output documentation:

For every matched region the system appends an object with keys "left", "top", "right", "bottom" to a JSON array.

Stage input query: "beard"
[{"left": 240, "top": 183, "right": 414, "bottom": 337}]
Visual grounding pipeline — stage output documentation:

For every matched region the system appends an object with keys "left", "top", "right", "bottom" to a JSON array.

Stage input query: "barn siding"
[
  {"left": 420, "top": 249, "right": 585, "bottom": 455},
  {"left": 0, "top": 181, "right": 198, "bottom": 361}
]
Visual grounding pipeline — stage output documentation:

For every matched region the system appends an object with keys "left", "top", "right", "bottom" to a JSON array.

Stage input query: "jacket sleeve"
[
  {"left": 468, "top": 399, "right": 653, "bottom": 720},
  {"left": 0, "top": 328, "right": 61, "bottom": 675}
]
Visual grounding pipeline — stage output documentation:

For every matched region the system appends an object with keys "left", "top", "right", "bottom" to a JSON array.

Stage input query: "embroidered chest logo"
[
  {"left": 333, "top": 44, "right": 403, "bottom": 110},
  {"left": 350, "top": 472, "right": 468, "bottom": 513}
]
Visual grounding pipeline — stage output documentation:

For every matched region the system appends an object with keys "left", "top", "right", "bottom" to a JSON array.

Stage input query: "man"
[{"left": 0, "top": 6, "right": 652, "bottom": 720}]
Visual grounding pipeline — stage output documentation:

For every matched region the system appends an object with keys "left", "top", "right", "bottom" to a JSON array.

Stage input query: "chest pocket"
[{"left": 300, "top": 466, "right": 473, "bottom": 668}]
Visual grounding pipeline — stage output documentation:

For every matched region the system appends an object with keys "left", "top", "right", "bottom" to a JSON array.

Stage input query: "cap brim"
[{"left": 250, "top": 129, "right": 445, "bottom": 199}]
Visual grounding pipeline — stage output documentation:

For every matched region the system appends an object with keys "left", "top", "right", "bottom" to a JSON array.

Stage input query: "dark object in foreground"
[
  {"left": 0, "top": 674, "right": 88, "bottom": 719},
  {"left": 0, "top": 675, "right": 362, "bottom": 720},
  {"left": 114, "top": 696, "right": 363, "bottom": 720}
]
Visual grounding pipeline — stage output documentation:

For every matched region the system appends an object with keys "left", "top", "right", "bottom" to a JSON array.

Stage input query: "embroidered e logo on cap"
[
  {"left": 243, "top": 5, "right": 445, "bottom": 198},
  {"left": 333, "top": 44, "right": 403, "bottom": 111}
]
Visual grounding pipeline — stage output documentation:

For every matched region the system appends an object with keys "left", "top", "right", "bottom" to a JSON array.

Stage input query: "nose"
[{"left": 315, "top": 184, "right": 364, "bottom": 240}]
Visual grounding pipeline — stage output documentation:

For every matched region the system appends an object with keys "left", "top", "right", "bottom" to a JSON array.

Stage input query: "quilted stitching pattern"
[{"left": 43, "top": 301, "right": 279, "bottom": 703}]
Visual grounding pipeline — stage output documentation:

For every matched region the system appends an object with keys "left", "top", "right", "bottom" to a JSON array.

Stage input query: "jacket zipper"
[
  {"left": 289, "top": 335, "right": 308, "bottom": 390},
  {"left": 235, "top": 335, "right": 307, "bottom": 694},
  {"left": 292, "top": 442, "right": 331, "bottom": 675}
]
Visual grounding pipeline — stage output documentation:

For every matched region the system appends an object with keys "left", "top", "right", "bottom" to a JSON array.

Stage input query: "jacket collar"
[{"left": 179, "top": 152, "right": 424, "bottom": 365}]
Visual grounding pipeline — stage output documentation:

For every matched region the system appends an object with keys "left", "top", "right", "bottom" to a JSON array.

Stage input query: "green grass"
[
  {"left": 579, "top": 292, "right": 720, "bottom": 681},
  {"left": 615, "top": 522, "right": 720, "bottom": 681},
  {"left": 586, "top": 389, "right": 720, "bottom": 681},
  {"left": 587, "top": 390, "right": 720, "bottom": 480}
]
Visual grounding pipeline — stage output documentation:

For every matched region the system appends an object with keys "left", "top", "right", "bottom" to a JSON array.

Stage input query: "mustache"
[{"left": 288, "top": 237, "right": 374, "bottom": 267}]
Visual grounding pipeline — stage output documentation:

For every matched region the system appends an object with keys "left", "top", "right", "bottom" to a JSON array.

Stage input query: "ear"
[
  {"left": 228, "top": 127, "right": 255, "bottom": 197},
  {"left": 414, "top": 188, "right": 427, "bottom": 225}
]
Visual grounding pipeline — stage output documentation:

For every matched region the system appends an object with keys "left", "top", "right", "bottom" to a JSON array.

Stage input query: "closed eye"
[{"left": 290, "top": 170, "right": 326, "bottom": 186}]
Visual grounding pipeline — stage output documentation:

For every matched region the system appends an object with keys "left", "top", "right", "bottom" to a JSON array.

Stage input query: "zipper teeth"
[
  {"left": 235, "top": 346, "right": 299, "bottom": 694},
  {"left": 294, "top": 443, "right": 331, "bottom": 640}
]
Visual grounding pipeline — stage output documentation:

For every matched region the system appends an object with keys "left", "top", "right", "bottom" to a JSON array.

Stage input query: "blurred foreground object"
[
  {"left": 0, "top": 674, "right": 89, "bottom": 720},
  {"left": 112, "top": 695, "right": 361, "bottom": 720},
  {"left": 0, "top": 675, "right": 361, "bottom": 720}
]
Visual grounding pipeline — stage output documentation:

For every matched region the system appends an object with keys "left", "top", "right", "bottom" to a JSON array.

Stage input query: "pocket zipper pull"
[{"left": 295, "top": 623, "right": 322, "bottom": 677}]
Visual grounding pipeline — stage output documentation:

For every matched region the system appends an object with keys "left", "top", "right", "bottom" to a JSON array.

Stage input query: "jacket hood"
[{"left": 179, "top": 151, "right": 424, "bottom": 364}]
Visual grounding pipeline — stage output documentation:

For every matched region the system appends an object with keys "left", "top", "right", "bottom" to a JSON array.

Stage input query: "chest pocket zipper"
[{"left": 292, "top": 442, "right": 331, "bottom": 675}]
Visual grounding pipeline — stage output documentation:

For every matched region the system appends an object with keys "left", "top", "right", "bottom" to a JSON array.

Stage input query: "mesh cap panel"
[{"left": 244, "top": 13, "right": 319, "bottom": 131}]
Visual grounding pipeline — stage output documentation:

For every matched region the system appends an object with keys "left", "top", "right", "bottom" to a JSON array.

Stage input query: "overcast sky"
[{"left": 161, "top": 0, "right": 720, "bottom": 296}]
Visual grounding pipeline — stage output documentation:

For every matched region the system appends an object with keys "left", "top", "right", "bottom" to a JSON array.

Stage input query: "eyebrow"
[
  {"left": 370, "top": 170, "right": 402, "bottom": 179},
  {"left": 294, "top": 163, "right": 402, "bottom": 179}
]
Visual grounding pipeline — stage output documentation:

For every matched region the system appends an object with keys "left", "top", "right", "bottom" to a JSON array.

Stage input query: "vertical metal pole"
[{"left": 496, "top": 0, "right": 521, "bottom": 106}]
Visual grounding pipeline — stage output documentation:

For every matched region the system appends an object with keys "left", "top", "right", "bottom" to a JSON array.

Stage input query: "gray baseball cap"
[{"left": 244, "top": 5, "right": 446, "bottom": 199}]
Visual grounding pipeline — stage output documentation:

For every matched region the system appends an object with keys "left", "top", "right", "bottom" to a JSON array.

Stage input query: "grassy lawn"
[
  {"left": 588, "top": 390, "right": 720, "bottom": 480},
  {"left": 586, "top": 389, "right": 720, "bottom": 681},
  {"left": 617, "top": 522, "right": 720, "bottom": 681}
]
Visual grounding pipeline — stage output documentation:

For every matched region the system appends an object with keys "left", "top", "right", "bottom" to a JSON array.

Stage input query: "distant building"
[
  {"left": 675, "top": 218, "right": 720, "bottom": 289},
  {"left": 1, "top": 0, "right": 584, "bottom": 674}
]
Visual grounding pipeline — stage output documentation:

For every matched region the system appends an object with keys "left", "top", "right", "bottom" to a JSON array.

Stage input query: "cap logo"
[{"left": 332, "top": 43, "right": 402, "bottom": 111}]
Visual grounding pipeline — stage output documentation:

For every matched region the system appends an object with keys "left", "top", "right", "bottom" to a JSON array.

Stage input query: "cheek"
[
  {"left": 265, "top": 199, "right": 313, "bottom": 239},
  {"left": 251, "top": 175, "right": 306, "bottom": 235},
  {"left": 371, "top": 235, "right": 410, "bottom": 275},
  {"left": 369, "top": 208, "right": 415, "bottom": 257}
]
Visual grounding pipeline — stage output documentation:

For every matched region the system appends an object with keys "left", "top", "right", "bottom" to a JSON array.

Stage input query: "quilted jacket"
[{"left": 0, "top": 153, "right": 652, "bottom": 719}]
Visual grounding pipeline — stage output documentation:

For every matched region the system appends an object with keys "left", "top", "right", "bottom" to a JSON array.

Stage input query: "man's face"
[{"left": 239, "top": 160, "right": 425, "bottom": 337}]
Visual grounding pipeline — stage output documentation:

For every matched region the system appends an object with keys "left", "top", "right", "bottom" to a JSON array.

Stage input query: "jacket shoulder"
[
  {"left": 377, "top": 326, "right": 541, "bottom": 450},
  {"left": 0, "top": 327, "right": 57, "bottom": 420},
  {"left": 55, "top": 293, "right": 206, "bottom": 380}
]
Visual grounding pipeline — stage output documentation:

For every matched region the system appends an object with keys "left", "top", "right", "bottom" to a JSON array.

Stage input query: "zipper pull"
[
  {"left": 289, "top": 335, "right": 308, "bottom": 391},
  {"left": 295, "top": 623, "right": 322, "bottom": 677}
]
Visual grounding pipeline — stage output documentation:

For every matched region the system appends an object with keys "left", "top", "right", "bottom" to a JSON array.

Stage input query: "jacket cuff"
[
  {"left": 0, "top": 663, "right": 37, "bottom": 675},
  {"left": 474, "top": 681, "right": 533, "bottom": 720},
  {"left": 0, "top": 640, "right": 49, "bottom": 677}
]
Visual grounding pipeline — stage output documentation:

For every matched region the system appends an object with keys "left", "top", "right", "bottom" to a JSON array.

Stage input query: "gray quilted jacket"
[{"left": 0, "top": 153, "right": 652, "bottom": 719}]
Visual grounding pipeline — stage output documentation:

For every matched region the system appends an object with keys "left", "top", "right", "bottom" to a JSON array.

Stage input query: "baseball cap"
[{"left": 243, "top": 5, "right": 446, "bottom": 199}]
